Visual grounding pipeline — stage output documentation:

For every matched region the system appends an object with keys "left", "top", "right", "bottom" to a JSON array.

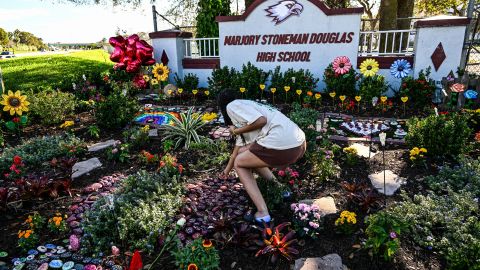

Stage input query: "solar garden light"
[{"left": 379, "top": 132, "right": 387, "bottom": 207}]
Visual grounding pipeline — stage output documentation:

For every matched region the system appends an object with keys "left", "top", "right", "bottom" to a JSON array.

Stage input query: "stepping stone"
[
  {"left": 87, "top": 140, "right": 116, "bottom": 152},
  {"left": 72, "top": 158, "right": 102, "bottom": 179},
  {"left": 299, "top": 196, "right": 337, "bottom": 215},
  {"left": 368, "top": 170, "right": 405, "bottom": 196},
  {"left": 148, "top": 129, "right": 158, "bottom": 137},
  {"left": 294, "top": 254, "right": 347, "bottom": 270},
  {"left": 349, "top": 143, "right": 376, "bottom": 158}
]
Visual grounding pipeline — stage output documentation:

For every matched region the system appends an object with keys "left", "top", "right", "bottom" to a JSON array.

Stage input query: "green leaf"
[{"left": 5, "top": 121, "right": 16, "bottom": 131}]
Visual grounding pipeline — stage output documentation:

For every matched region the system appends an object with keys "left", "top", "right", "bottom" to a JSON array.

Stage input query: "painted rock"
[
  {"left": 13, "top": 263, "right": 25, "bottom": 270},
  {"left": 71, "top": 254, "right": 83, "bottom": 262},
  {"left": 27, "top": 250, "right": 38, "bottom": 256},
  {"left": 73, "top": 264, "right": 84, "bottom": 270},
  {"left": 26, "top": 255, "right": 35, "bottom": 261},
  {"left": 62, "top": 261, "right": 75, "bottom": 270},
  {"left": 49, "top": 259, "right": 63, "bottom": 268},
  {"left": 37, "top": 246, "right": 47, "bottom": 253},
  {"left": 69, "top": 221, "right": 80, "bottom": 228},
  {"left": 45, "top": 253, "right": 53, "bottom": 257},
  {"left": 82, "top": 257, "right": 92, "bottom": 264},
  {"left": 83, "top": 264, "right": 96, "bottom": 270},
  {"left": 45, "top": 244, "right": 57, "bottom": 249},
  {"left": 0, "top": 252, "right": 6, "bottom": 258},
  {"left": 111, "top": 265, "right": 122, "bottom": 270},
  {"left": 37, "top": 263, "right": 49, "bottom": 270},
  {"left": 60, "top": 252, "right": 72, "bottom": 259}
]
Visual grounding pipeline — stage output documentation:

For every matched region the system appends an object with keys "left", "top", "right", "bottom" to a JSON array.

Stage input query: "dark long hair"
[{"left": 216, "top": 89, "right": 246, "bottom": 144}]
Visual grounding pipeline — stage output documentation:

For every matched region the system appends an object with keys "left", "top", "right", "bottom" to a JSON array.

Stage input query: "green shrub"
[
  {"left": 173, "top": 238, "right": 220, "bottom": 270},
  {"left": 82, "top": 170, "right": 184, "bottom": 253},
  {"left": 323, "top": 63, "right": 358, "bottom": 97},
  {"left": 233, "top": 62, "right": 268, "bottom": 99},
  {"left": 306, "top": 148, "right": 338, "bottom": 182},
  {"left": 425, "top": 157, "right": 480, "bottom": 197},
  {"left": 257, "top": 177, "right": 287, "bottom": 210},
  {"left": 207, "top": 66, "right": 238, "bottom": 96},
  {"left": 95, "top": 89, "right": 139, "bottom": 130},
  {"left": 270, "top": 66, "right": 319, "bottom": 102},
  {"left": 189, "top": 139, "right": 230, "bottom": 170},
  {"left": 388, "top": 191, "right": 480, "bottom": 269},
  {"left": 161, "top": 108, "right": 205, "bottom": 150},
  {"left": 358, "top": 75, "right": 388, "bottom": 103},
  {"left": 399, "top": 68, "right": 435, "bottom": 107},
  {"left": 406, "top": 113, "right": 472, "bottom": 157},
  {"left": 0, "top": 135, "right": 85, "bottom": 172},
  {"left": 289, "top": 103, "right": 319, "bottom": 147},
  {"left": 365, "top": 211, "right": 407, "bottom": 261},
  {"left": 174, "top": 73, "right": 199, "bottom": 92},
  {"left": 28, "top": 90, "right": 76, "bottom": 125}
]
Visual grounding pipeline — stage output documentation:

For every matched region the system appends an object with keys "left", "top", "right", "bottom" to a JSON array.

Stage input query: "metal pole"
[
  {"left": 383, "top": 146, "right": 386, "bottom": 207},
  {"left": 0, "top": 66, "right": 4, "bottom": 94},
  {"left": 152, "top": 5, "right": 158, "bottom": 32},
  {"left": 460, "top": 0, "right": 476, "bottom": 68}
]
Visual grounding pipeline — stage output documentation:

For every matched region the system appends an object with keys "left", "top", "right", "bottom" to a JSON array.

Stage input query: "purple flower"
[{"left": 389, "top": 231, "right": 397, "bottom": 239}]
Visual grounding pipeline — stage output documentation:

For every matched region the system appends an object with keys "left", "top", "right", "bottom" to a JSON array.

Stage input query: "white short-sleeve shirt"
[{"left": 226, "top": 100, "right": 305, "bottom": 150}]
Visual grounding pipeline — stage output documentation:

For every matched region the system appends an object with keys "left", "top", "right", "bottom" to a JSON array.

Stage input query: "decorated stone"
[
  {"left": 37, "top": 263, "right": 49, "bottom": 270},
  {"left": 13, "top": 260, "right": 22, "bottom": 265},
  {"left": 60, "top": 252, "right": 72, "bottom": 259},
  {"left": 27, "top": 250, "right": 38, "bottom": 256},
  {"left": 26, "top": 264, "right": 37, "bottom": 270},
  {"left": 38, "top": 255, "right": 47, "bottom": 260},
  {"left": 90, "top": 258, "right": 101, "bottom": 265},
  {"left": 45, "top": 244, "right": 57, "bottom": 249},
  {"left": 71, "top": 254, "right": 83, "bottom": 262},
  {"left": 82, "top": 257, "right": 92, "bottom": 264},
  {"left": 0, "top": 252, "right": 7, "bottom": 258},
  {"left": 111, "top": 265, "right": 123, "bottom": 270},
  {"left": 45, "top": 253, "right": 53, "bottom": 257},
  {"left": 49, "top": 260, "right": 63, "bottom": 268},
  {"left": 19, "top": 258, "right": 27, "bottom": 263},
  {"left": 26, "top": 255, "right": 35, "bottom": 261},
  {"left": 62, "top": 261, "right": 74, "bottom": 270},
  {"left": 83, "top": 264, "right": 97, "bottom": 270},
  {"left": 104, "top": 261, "right": 115, "bottom": 267},
  {"left": 56, "top": 246, "right": 65, "bottom": 251},
  {"left": 57, "top": 249, "right": 66, "bottom": 254},
  {"left": 37, "top": 246, "right": 47, "bottom": 253},
  {"left": 51, "top": 255, "right": 61, "bottom": 260},
  {"left": 13, "top": 263, "right": 25, "bottom": 270},
  {"left": 73, "top": 264, "right": 84, "bottom": 270}
]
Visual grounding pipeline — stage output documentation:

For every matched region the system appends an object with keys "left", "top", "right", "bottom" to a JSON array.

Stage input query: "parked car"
[{"left": 0, "top": 51, "right": 16, "bottom": 59}]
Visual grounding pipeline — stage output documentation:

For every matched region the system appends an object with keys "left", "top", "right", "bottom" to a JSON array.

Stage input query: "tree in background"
[
  {"left": 324, "top": 0, "right": 350, "bottom": 8},
  {"left": 416, "top": 0, "right": 469, "bottom": 16},
  {"left": 0, "top": 28, "right": 9, "bottom": 46},
  {"left": 196, "top": 0, "right": 230, "bottom": 37}
]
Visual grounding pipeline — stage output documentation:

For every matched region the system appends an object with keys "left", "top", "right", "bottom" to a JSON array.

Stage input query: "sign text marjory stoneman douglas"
[{"left": 223, "top": 32, "right": 355, "bottom": 46}]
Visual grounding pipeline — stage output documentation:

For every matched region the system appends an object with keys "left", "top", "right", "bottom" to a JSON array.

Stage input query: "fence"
[
  {"left": 184, "top": 38, "right": 219, "bottom": 58},
  {"left": 358, "top": 30, "right": 416, "bottom": 56}
]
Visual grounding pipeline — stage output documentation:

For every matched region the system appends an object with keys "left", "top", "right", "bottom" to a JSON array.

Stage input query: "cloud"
[{"left": 0, "top": 7, "right": 49, "bottom": 22}]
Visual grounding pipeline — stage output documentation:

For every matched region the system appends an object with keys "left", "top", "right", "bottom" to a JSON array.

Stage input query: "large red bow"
[{"left": 109, "top": 34, "right": 155, "bottom": 73}]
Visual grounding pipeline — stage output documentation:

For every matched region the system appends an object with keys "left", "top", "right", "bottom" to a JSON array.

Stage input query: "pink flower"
[
  {"left": 314, "top": 213, "right": 321, "bottom": 219},
  {"left": 69, "top": 234, "right": 80, "bottom": 251},
  {"left": 332, "top": 56, "right": 352, "bottom": 75},
  {"left": 111, "top": 148, "right": 119, "bottom": 154},
  {"left": 288, "top": 180, "right": 295, "bottom": 185},
  {"left": 84, "top": 265, "right": 97, "bottom": 270},
  {"left": 278, "top": 170, "right": 285, "bottom": 177},
  {"left": 292, "top": 171, "right": 300, "bottom": 178},
  {"left": 112, "top": 245, "right": 120, "bottom": 256},
  {"left": 309, "top": 221, "right": 319, "bottom": 229},
  {"left": 290, "top": 203, "right": 297, "bottom": 210}
]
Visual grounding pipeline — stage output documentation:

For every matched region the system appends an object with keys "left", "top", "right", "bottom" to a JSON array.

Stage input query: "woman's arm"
[
  {"left": 230, "top": 116, "right": 267, "bottom": 135},
  {"left": 220, "top": 145, "right": 240, "bottom": 179}
]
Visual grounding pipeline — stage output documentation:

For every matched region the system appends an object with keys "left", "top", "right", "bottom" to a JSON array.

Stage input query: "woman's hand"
[
  {"left": 228, "top": 125, "right": 236, "bottom": 136},
  {"left": 219, "top": 169, "right": 229, "bottom": 180}
]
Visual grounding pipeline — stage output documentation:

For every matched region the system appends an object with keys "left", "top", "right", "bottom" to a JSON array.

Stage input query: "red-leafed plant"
[
  {"left": 0, "top": 187, "right": 8, "bottom": 210},
  {"left": 354, "top": 188, "right": 381, "bottom": 213},
  {"left": 255, "top": 222, "right": 299, "bottom": 263}
]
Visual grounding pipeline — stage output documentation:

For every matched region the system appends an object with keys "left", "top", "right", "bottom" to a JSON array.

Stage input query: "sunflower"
[
  {"left": 1, "top": 90, "right": 30, "bottom": 116},
  {"left": 187, "top": 264, "right": 198, "bottom": 270},
  {"left": 202, "top": 239, "right": 213, "bottom": 248},
  {"left": 152, "top": 63, "right": 170, "bottom": 82},
  {"left": 360, "top": 59, "right": 379, "bottom": 77}
]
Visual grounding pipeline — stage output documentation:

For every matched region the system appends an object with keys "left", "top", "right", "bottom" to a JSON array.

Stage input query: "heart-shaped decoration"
[
  {"left": 167, "top": 90, "right": 173, "bottom": 95},
  {"left": 339, "top": 95, "right": 346, "bottom": 101},
  {"left": 204, "top": 90, "right": 210, "bottom": 96},
  {"left": 259, "top": 84, "right": 266, "bottom": 90},
  {"left": 296, "top": 89, "right": 302, "bottom": 95},
  {"left": 177, "top": 88, "right": 183, "bottom": 94},
  {"left": 315, "top": 93, "right": 321, "bottom": 99},
  {"left": 271, "top": 88, "right": 277, "bottom": 93},
  {"left": 284, "top": 86, "right": 291, "bottom": 92},
  {"left": 401, "top": 96, "right": 408, "bottom": 103},
  {"left": 355, "top": 96, "right": 361, "bottom": 102},
  {"left": 329, "top": 92, "right": 336, "bottom": 98},
  {"left": 380, "top": 96, "right": 388, "bottom": 102},
  {"left": 239, "top": 87, "right": 246, "bottom": 93},
  {"left": 192, "top": 89, "right": 198, "bottom": 95}
]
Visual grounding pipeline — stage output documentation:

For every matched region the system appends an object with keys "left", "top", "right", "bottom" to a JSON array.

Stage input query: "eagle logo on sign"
[{"left": 265, "top": 0, "right": 304, "bottom": 25}]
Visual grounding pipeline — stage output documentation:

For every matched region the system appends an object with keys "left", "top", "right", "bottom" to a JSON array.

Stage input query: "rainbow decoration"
[{"left": 134, "top": 111, "right": 180, "bottom": 126}]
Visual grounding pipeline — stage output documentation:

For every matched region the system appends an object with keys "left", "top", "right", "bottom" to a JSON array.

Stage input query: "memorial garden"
[{"left": 0, "top": 0, "right": 479, "bottom": 269}]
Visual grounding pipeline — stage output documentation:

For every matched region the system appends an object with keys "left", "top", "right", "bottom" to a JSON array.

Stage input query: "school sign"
[{"left": 150, "top": 0, "right": 470, "bottom": 91}]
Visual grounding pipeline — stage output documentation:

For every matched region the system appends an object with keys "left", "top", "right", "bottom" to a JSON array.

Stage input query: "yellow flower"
[
  {"left": 315, "top": 93, "right": 321, "bottom": 99},
  {"left": 60, "top": 121, "right": 74, "bottom": 129},
  {"left": 239, "top": 87, "right": 246, "bottom": 93},
  {"left": 24, "top": 230, "right": 32, "bottom": 238},
  {"left": 151, "top": 79, "right": 159, "bottom": 85},
  {"left": 142, "top": 125, "right": 150, "bottom": 132},
  {"left": 1, "top": 90, "right": 30, "bottom": 116},
  {"left": 152, "top": 63, "right": 169, "bottom": 81},
  {"left": 18, "top": 230, "right": 25, "bottom": 238},
  {"left": 360, "top": 58, "right": 379, "bottom": 77},
  {"left": 420, "top": 148, "right": 427, "bottom": 153},
  {"left": 143, "top": 75, "right": 150, "bottom": 82},
  {"left": 201, "top": 112, "right": 217, "bottom": 122}
]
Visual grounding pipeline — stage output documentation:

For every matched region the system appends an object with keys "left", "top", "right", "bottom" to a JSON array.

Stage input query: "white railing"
[
  {"left": 184, "top": 38, "right": 219, "bottom": 58},
  {"left": 358, "top": 30, "right": 416, "bottom": 56}
]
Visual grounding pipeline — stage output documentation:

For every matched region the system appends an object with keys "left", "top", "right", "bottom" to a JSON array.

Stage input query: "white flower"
[
  {"left": 176, "top": 218, "right": 186, "bottom": 227},
  {"left": 72, "top": 83, "right": 76, "bottom": 90},
  {"left": 82, "top": 74, "right": 87, "bottom": 81},
  {"left": 303, "top": 227, "right": 309, "bottom": 232}
]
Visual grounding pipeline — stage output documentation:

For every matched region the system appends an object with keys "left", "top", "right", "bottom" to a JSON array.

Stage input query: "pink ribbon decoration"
[{"left": 109, "top": 34, "right": 155, "bottom": 73}]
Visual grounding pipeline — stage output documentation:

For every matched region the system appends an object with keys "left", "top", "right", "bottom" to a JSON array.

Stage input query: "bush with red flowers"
[{"left": 399, "top": 68, "right": 435, "bottom": 107}]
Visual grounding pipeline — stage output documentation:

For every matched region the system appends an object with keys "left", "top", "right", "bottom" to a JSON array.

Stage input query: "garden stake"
[
  {"left": 240, "top": 87, "right": 246, "bottom": 99},
  {"left": 284, "top": 86, "right": 290, "bottom": 103},
  {"left": 260, "top": 84, "right": 265, "bottom": 100},
  {"left": 379, "top": 132, "right": 387, "bottom": 208},
  {"left": 271, "top": 88, "right": 276, "bottom": 104}
]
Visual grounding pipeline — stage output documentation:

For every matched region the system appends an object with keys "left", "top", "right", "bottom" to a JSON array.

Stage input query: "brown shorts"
[{"left": 249, "top": 141, "right": 306, "bottom": 167}]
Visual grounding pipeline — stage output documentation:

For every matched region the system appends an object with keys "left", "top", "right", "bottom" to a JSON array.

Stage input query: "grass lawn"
[{"left": 0, "top": 49, "right": 112, "bottom": 92}]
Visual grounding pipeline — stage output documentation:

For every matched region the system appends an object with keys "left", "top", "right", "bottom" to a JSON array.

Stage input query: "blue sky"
[{"left": 0, "top": 0, "right": 171, "bottom": 43}]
